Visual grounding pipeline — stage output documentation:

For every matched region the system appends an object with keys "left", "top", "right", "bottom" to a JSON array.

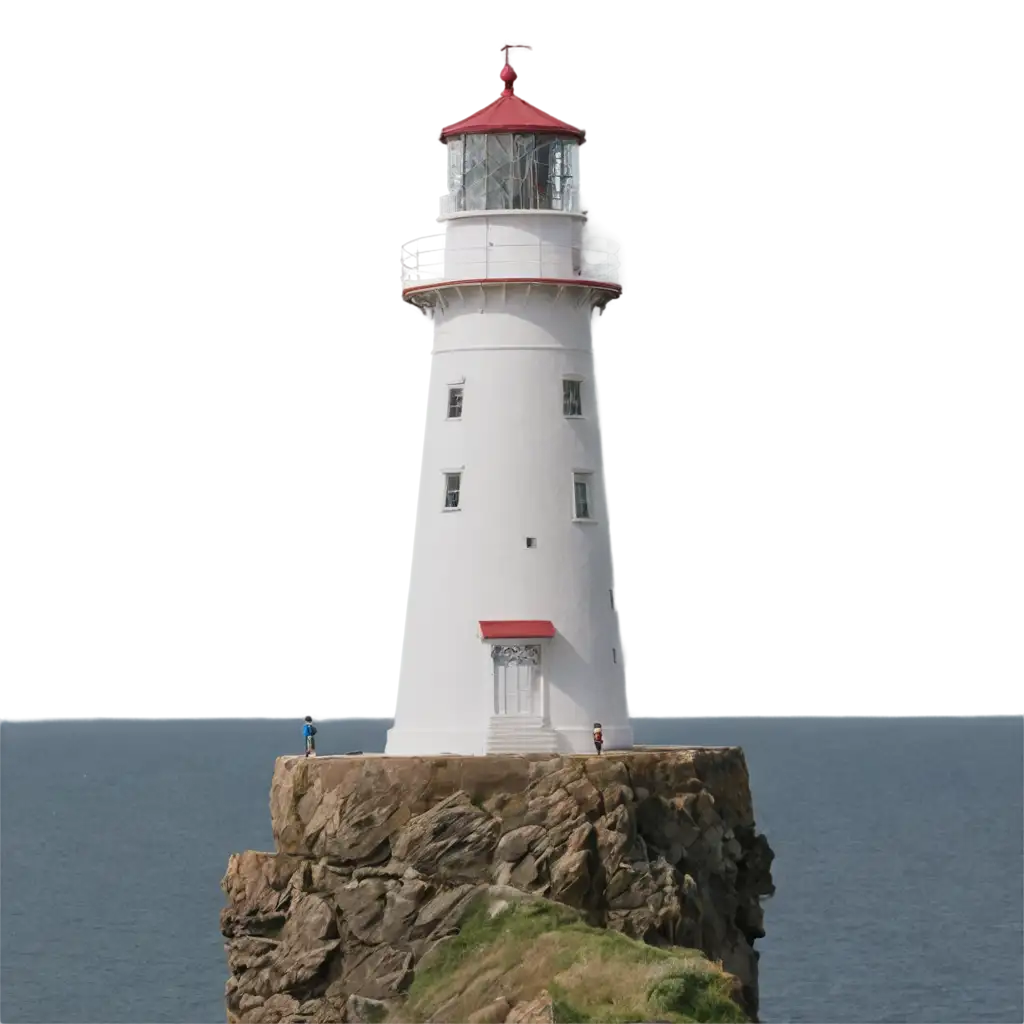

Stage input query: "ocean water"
[{"left": 1, "top": 718, "right": 1021, "bottom": 1024}]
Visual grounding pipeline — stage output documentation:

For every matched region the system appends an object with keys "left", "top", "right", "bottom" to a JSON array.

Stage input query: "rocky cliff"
[{"left": 221, "top": 748, "right": 775, "bottom": 1023}]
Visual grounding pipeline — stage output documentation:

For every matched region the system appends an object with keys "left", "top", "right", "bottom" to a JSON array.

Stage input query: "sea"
[{"left": 1, "top": 718, "right": 1021, "bottom": 1024}]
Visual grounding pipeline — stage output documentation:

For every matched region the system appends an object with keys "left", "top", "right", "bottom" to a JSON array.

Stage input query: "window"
[
  {"left": 563, "top": 379, "right": 583, "bottom": 417},
  {"left": 444, "top": 472, "right": 461, "bottom": 509},
  {"left": 449, "top": 133, "right": 580, "bottom": 213},
  {"left": 612, "top": 647, "right": 617, "bottom": 664},
  {"left": 609, "top": 589, "right": 615, "bottom": 609},
  {"left": 447, "top": 387, "right": 463, "bottom": 419},
  {"left": 526, "top": 537, "right": 537, "bottom": 548},
  {"left": 573, "top": 473, "right": 592, "bottom": 520}
]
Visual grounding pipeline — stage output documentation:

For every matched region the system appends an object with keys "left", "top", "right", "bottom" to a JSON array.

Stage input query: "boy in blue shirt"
[{"left": 303, "top": 716, "right": 317, "bottom": 757}]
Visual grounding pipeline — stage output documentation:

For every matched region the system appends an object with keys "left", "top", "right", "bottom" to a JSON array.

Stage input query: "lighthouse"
[{"left": 385, "top": 52, "right": 633, "bottom": 756}]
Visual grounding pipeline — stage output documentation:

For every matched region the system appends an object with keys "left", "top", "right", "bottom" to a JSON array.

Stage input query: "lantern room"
[{"left": 438, "top": 60, "right": 586, "bottom": 217}]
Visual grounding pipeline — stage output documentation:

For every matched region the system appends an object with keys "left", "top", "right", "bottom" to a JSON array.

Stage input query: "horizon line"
[{"left": 4, "top": 708, "right": 1019, "bottom": 724}]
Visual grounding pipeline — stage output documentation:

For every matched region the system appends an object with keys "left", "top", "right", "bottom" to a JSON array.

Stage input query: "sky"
[{"left": 1, "top": 2, "right": 1021, "bottom": 720}]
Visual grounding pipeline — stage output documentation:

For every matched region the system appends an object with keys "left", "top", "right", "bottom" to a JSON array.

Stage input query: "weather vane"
[{"left": 499, "top": 41, "right": 532, "bottom": 69}]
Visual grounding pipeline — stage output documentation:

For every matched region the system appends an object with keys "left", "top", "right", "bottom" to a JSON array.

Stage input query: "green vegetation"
[{"left": 393, "top": 893, "right": 747, "bottom": 1023}]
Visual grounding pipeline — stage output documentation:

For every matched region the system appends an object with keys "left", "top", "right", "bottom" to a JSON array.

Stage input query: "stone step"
[
  {"left": 487, "top": 716, "right": 547, "bottom": 729},
  {"left": 485, "top": 716, "right": 561, "bottom": 754},
  {"left": 485, "top": 740, "right": 560, "bottom": 754},
  {"left": 484, "top": 730, "right": 557, "bottom": 742}
]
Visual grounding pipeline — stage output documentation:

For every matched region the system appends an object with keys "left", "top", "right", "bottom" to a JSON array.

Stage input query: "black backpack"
[{"left": 310, "top": 725, "right": 317, "bottom": 736}]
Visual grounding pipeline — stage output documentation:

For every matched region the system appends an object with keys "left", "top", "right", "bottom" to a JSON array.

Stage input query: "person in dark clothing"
[
  {"left": 303, "top": 716, "right": 317, "bottom": 757},
  {"left": 592, "top": 722, "right": 604, "bottom": 755}
]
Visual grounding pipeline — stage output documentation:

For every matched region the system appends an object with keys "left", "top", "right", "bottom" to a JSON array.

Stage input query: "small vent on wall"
[{"left": 526, "top": 537, "right": 537, "bottom": 548}]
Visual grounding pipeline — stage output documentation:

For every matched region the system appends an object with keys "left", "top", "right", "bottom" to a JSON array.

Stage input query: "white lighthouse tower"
[{"left": 386, "top": 52, "right": 633, "bottom": 756}]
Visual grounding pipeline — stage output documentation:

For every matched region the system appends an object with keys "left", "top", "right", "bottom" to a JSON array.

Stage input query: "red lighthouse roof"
[{"left": 440, "top": 59, "right": 585, "bottom": 144}]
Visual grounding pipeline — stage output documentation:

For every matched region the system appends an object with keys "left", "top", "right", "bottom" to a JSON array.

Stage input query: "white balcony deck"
[{"left": 400, "top": 234, "right": 620, "bottom": 288}]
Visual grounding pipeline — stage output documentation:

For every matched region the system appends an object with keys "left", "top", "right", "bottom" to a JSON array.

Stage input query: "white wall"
[{"left": 387, "top": 275, "right": 632, "bottom": 754}]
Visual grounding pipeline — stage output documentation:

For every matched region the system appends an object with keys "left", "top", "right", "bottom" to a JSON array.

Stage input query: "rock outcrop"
[{"left": 221, "top": 748, "right": 775, "bottom": 1023}]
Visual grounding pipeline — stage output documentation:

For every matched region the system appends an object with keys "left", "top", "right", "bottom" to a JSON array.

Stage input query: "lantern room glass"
[{"left": 444, "top": 134, "right": 580, "bottom": 214}]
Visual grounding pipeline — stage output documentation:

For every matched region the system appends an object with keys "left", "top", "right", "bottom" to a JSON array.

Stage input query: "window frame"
[
  {"left": 562, "top": 377, "right": 584, "bottom": 418},
  {"left": 448, "top": 133, "right": 580, "bottom": 213},
  {"left": 443, "top": 471, "right": 462, "bottom": 511},
  {"left": 446, "top": 385, "right": 464, "bottom": 420},
  {"left": 572, "top": 471, "right": 595, "bottom": 522}
]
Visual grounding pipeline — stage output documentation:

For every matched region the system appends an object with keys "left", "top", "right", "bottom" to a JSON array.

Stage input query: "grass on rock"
[{"left": 394, "top": 892, "right": 747, "bottom": 1023}]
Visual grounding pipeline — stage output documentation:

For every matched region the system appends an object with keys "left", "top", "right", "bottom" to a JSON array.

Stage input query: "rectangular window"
[
  {"left": 610, "top": 589, "right": 615, "bottom": 610},
  {"left": 447, "top": 137, "right": 464, "bottom": 195},
  {"left": 464, "top": 134, "right": 487, "bottom": 210},
  {"left": 444, "top": 472, "right": 461, "bottom": 509},
  {"left": 447, "top": 387, "right": 463, "bottom": 419},
  {"left": 563, "top": 379, "right": 583, "bottom": 417},
  {"left": 573, "top": 473, "right": 592, "bottom": 520}
]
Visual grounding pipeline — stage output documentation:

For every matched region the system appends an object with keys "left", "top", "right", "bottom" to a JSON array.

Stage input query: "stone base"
[
  {"left": 552, "top": 723, "right": 635, "bottom": 753},
  {"left": 383, "top": 725, "right": 489, "bottom": 756},
  {"left": 222, "top": 748, "right": 775, "bottom": 1023}
]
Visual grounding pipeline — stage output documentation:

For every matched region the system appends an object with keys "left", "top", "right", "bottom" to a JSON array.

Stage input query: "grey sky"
[{"left": 2, "top": 9, "right": 1024, "bottom": 712}]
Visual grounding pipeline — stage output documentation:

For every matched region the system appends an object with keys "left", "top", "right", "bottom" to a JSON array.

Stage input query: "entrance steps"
[{"left": 485, "top": 715, "right": 560, "bottom": 754}]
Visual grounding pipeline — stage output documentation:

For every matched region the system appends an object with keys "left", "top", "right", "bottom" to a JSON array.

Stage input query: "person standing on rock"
[
  {"left": 303, "top": 716, "right": 317, "bottom": 757},
  {"left": 592, "top": 722, "right": 604, "bottom": 754}
]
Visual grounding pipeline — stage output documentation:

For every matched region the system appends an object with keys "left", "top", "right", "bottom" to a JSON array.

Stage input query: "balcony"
[{"left": 400, "top": 234, "right": 620, "bottom": 287}]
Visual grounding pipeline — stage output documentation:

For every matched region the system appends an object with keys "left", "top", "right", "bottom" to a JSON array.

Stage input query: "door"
[{"left": 492, "top": 645, "right": 540, "bottom": 716}]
